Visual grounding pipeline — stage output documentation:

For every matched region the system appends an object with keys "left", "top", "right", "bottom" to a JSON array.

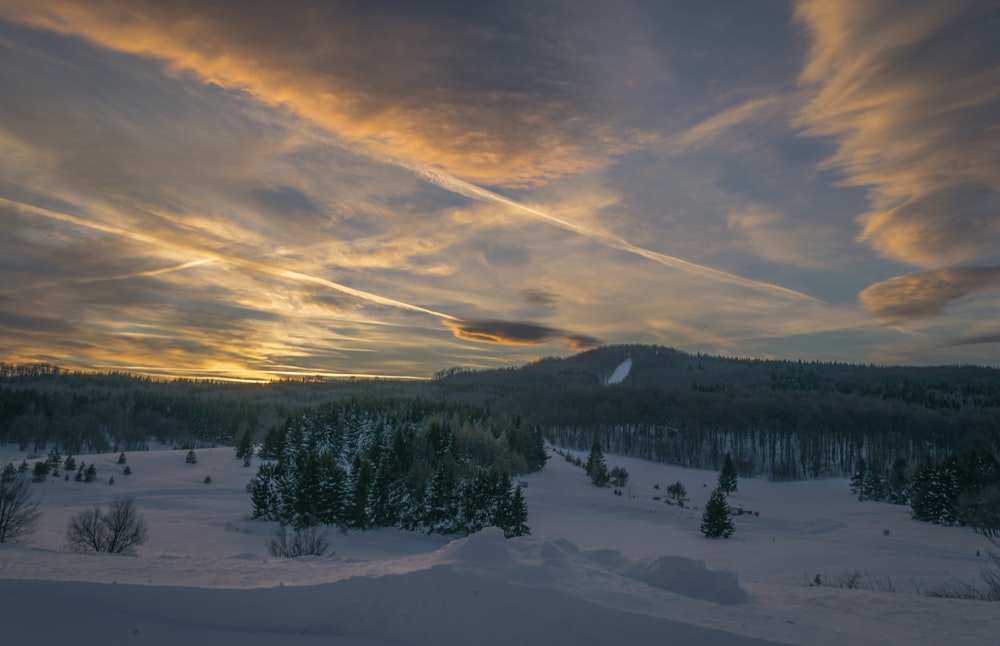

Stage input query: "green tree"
[
  {"left": 586, "top": 440, "right": 609, "bottom": 487},
  {"left": 701, "top": 488, "right": 735, "bottom": 538},
  {"left": 718, "top": 453, "right": 738, "bottom": 495}
]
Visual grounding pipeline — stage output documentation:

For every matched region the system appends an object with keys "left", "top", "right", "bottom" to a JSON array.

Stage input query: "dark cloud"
[
  {"left": 444, "top": 319, "right": 600, "bottom": 350},
  {"left": 247, "top": 185, "right": 323, "bottom": 221},
  {"left": 946, "top": 332, "right": 1000, "bottom": 348},
  {"left": 859, "top": 266, "right": 1000, "bottom": 319},
  {"left": 520, "top": 288, "right": 558, "bottom": 306}
]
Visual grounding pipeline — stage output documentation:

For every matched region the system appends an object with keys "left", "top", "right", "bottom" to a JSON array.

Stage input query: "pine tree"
[
  {"left": 117, "top": 452, "right": 127, "bottom": 465},
  {"left": 886, "top": 458, "right": 910, "bottom": 505},
  {"left": 718, "top": 453, "right": 738, "bottom": 495},
  {"left": 864, "top": 463, "right": 886, "bottom": 502},
  {"left": 185, "top": 449, "right": 197, "bottom": 464},
  {"left": 701, "top": 488, "right": 735, "bottom": 538},
  {"left": 235, "top": 428, "right": 254, "bottom": 466},
  {"left": 586, "top": 440, "right": 609, "bottom": 487}
]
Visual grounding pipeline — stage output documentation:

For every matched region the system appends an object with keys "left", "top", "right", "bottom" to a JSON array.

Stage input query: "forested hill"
[
  {"left": 3, "top": 346, "right": 1000, "bottom": 478},
  {"left": 433, "top": 345, "right": 1000, "bottom": 477}
]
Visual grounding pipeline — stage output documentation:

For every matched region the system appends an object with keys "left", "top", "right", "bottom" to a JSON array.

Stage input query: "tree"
[
  {"left": 718, "top": 453, "right": 738, "bottom": 495},
  {"left": 850, "top": 458, "right": 867, "bottom": 498},
  {"left": 117, "top": 452, "right": 127, "bottom": 465},
  {"left": 63, "top": 455, "right": 76, "bottom": 471},
  {"left": 585, "top": 440, "right": 609, "bottom": 487},
  {"left": 31, "top": 460, "right": 50, "bottom": 483},
  {"left": 610, "top": 466, "right": 629, "bottom": 488},
  {"left": 666, "top": 481, "right": 687, "bottom": 504},
  {"left": 235, "top": 428, "right": 254, "bottom": 467},
  {"left": 701, "top": 487, "right": 735, "bottom": 538},
  {"left": 185, "top": 449, "right": 198, "bottom": 464},
  {"left": 65, "top": 496, "right": 148, "bottom": 554},
  {"left": 83, "top": 464, "right": 97, "bottom": 482},
  {"left": 0, "top": 470, "right": 42, "bottom": 543}
]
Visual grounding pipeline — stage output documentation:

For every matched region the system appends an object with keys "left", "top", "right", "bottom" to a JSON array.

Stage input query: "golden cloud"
[
  {"left": 859, "top": 266, "right": 1000, "bottom": 319},
  {"left": 794, "top": 0, "right": 1000, "bottom": 268},
  {"left": 0, "top": 0, "right": 612, "bottom": 188}
]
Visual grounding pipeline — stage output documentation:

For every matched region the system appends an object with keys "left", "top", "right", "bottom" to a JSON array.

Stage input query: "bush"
[
  {"left": 267, "top": 524, "right": 331, "bottom": 558},
  {"left": 0, "top": 470, "right": 42, "bottom": 543},
  {"left": 923, "top": 536, "right": 1000, "bottom": 602},
  {"left": 65, "top": 496, "right": 148, "bottom": 554}
]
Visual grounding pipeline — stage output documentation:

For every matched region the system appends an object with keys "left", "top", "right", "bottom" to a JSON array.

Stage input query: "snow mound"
[{"left": 624, "top": 556, "right": 749, "bottom": 604}]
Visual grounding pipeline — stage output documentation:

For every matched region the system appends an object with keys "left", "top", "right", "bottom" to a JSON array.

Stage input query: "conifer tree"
[
  {"left": 701, "top": 488, "right": 735, "bottom": 538},
  {"left": 718, "top": 453, "right": 738, "bottom": 495},
  {"left": 586, "top": 440, "right": 609, "bottom": 487}
]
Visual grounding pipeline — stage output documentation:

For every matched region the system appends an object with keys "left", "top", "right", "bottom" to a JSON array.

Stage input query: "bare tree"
[
  {"left": 0, "top": 470, "right": 42, "bottom": 544},
  {"left": 267, "top": 524, "right": 331, "bottom": 558},
  {"left": 65, "top": 496, "right": 148, "bottom": 554}
]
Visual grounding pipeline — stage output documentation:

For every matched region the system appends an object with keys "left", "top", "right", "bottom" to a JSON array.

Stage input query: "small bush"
[
  {"left": 267, "top": 524, "right": 331, "bottom": 558},
  {"left": 65, "top": 496, "right": 148, "bottom": 554}
]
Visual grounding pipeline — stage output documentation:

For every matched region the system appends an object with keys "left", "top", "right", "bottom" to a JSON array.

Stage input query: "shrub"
[
  {"left": 65, "top": 496, "right": 148, "bottom": 554},
  {"left": 267, "top": 524, "right": 331, "bottom": 558}
]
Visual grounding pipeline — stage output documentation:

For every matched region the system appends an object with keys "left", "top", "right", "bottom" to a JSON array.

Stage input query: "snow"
[
  {"left": 1, "top": 446, "right": 997, "bottom": 645},
  {"left": 605, "top": 357, "right": 632, "bottom": 384}
]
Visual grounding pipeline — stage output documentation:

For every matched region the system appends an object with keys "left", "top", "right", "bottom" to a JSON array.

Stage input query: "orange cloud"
[
  {"left": 859, "top": 266, "right": 1000, "bottom": 319},
  {"left": 0, "top": 0, "right": 610, "bottom": 188},
  {"left": 794, "top": 0, "right": 1000, "bottom": 268}
]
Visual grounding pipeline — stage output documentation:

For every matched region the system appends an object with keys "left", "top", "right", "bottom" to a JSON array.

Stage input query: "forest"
[{"left": 2, "top": 344, "right": 999, "bottom": 534}]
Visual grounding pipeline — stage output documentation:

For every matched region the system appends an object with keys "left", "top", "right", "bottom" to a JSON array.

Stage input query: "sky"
[{"left": 0, "top": 0, "right": 998, "bottom": 381}]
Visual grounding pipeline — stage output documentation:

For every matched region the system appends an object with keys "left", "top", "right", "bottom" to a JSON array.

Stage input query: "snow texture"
[
  {"left": 605, "top": 357, "right": 632, "bottom": 384},
  {"left": 0, "top": 446, "right": 996, "bottom": 645}
]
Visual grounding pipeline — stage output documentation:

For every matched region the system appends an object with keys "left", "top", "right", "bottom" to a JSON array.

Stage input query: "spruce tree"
[
  {"left": 586, "top": 440, "right": 609, "bottom": 487},
  {"left": 718, "top": 453, "right": 738, "bottom": 495},
  {"left": 701, "top": 488, "right": 735, "bottom": 538}
]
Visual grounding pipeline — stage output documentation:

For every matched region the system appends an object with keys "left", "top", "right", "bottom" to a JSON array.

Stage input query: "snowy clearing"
[{"left": 0, "top": 446, "right": 996, "bottom": 645}]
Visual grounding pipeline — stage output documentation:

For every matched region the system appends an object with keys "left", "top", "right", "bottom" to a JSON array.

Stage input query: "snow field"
[{"left": 0, "top": 445, "right": 997, "bottom": 645}]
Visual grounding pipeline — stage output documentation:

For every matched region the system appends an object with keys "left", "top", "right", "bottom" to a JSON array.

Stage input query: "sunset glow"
[{"left": 1, "top": 0, "right": 998, "bottom": 380}]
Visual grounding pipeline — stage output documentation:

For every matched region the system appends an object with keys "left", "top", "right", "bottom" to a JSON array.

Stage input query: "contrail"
[
  {"left": 1, "top": 197, "right": 457, "bottom": 320},
  {"left": 402, "top": 162, "right": 821, "bottom": 304}
]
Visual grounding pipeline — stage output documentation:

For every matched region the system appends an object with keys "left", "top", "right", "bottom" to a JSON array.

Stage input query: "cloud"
[
  {"left": 520, "top": 288, "right": 558, "bottom": 306},
  {"left": 726, "top": 205, "right": 842, "bottom": 268},
  {"left": 444, "top": 319, "right": 600, "bottom": 350},
  {"left": 859, "top": 266, "right": 1000, "bottom": 319},
  {"left": 0, "top": 0, "right": 634, "bottom": 188},
  {"left": 946, "top": 332, "right": 1000, "bottom": 348},
  {"left": 664, "top": 97, "right": 781, "bottom": 155},
  {"left": 794, "top": 0, "right": 1000, "bottom": 270}
]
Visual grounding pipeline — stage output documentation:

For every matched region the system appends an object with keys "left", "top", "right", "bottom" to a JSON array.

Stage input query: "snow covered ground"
[{"left": 1, "top": 445, "right": 996, "bottom": 645}]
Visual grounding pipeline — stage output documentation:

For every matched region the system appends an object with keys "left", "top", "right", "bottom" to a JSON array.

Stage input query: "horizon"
[{"left": 2, "top": 1, "right": 998, "bottom": 381}]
